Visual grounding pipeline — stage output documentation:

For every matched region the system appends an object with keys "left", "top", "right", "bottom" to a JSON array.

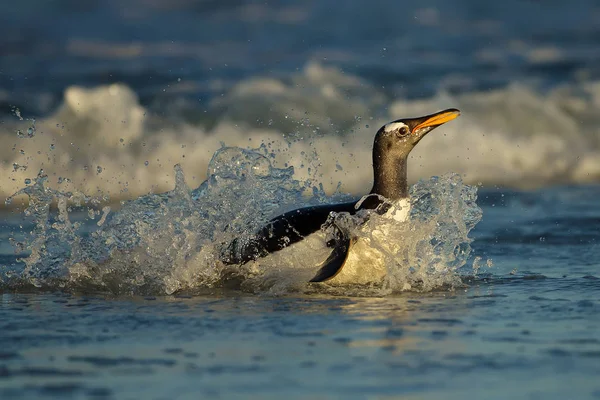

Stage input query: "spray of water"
[{"left": 3, "top": 144, "right": 483, "bottom": 296}]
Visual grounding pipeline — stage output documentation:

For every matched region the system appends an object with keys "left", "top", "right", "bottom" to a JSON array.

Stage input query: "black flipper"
[{"left": 309, "top": 235, "right": 355, "bottom": 283}]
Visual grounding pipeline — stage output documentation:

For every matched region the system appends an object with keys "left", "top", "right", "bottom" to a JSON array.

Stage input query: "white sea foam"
[{"left": 2, "top": 63, "right": 600, "bottom": 209}]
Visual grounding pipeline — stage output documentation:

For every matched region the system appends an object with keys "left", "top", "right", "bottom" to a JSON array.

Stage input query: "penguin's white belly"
[
  {"left": 245, "top": 230, "right": 332, "bottom": 281},
  {"left": 248, "top": 199, "right": 410, "bottom": 285},
  {"left": 327, "top": 198, "right": 411, "bottom": 285},
  {"left": 326, "top": 237, "right": 387, "bottom": 285}
]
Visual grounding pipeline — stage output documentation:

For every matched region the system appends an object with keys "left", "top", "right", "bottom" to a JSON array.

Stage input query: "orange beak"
[{"left": 411, "top": 108, "right": 460, "bottom": 133}]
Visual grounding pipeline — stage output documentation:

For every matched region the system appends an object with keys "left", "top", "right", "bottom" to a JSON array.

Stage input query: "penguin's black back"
[{"left": 220, "top": 195, "right": 387, "bottom": 265}]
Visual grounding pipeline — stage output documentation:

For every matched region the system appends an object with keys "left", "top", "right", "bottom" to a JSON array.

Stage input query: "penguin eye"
[{"left": 396, "top": 126, "right": 410, "bottom": 138}]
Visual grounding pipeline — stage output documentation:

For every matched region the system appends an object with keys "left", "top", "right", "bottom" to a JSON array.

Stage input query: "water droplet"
[
  {"left": 12, "top": 107, "right": 23, "bottom": 120},
  {"left": 97, "top": 166, "right": 103, "bottom": 174},
  {"left": 24, "top": 178, "right": 31, "bottom": 185},
  {"left": 144, "top": 161, "right": 149, "bottom": 166}
]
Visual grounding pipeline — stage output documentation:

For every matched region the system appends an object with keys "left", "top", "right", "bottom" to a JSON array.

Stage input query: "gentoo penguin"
[{"left": 220, "top": 109, "right": 460, "bottom": 284}]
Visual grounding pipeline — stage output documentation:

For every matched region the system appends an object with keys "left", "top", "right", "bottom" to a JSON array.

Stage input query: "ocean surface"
[{"left": 1, "top": 0, "right": 600, "bottom": 399}]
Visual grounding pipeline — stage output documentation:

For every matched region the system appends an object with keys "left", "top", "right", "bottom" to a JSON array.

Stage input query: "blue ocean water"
[{"left": 1, "top": 0, "right": 600, "bottom": 398}]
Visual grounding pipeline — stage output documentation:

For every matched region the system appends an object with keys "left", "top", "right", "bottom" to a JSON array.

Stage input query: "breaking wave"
[{"left": 2, "top": 63, "right": 600, "bottom": 208}]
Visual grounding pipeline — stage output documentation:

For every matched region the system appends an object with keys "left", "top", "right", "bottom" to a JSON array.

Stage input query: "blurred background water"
[
  {"left": 2, "top": 0, "right": 600, "bottom": 200},
  {"left": 1, "top": 0, "right": 599, "bottom": 399}
]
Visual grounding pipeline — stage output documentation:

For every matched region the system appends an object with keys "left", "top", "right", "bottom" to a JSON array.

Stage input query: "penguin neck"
[{"left": 370, "top": 153, "right": 409, "bottom": 200}]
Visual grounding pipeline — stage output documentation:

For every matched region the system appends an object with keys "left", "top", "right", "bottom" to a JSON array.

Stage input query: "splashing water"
[
  {"left": 384, "top": 174, "right": 482, "bottom": 293},
  {"left": 3, "top": 146, "right": 483, "bottom": 296},
  {"left": 296, "top": 174, "right": 482, "bottom": 297}
]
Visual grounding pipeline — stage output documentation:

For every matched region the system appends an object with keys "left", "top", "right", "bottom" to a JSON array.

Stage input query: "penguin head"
[{"left": 374, "top": 108, "right": 460, "bottom": 159}]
